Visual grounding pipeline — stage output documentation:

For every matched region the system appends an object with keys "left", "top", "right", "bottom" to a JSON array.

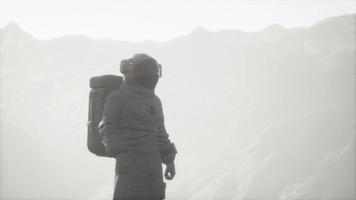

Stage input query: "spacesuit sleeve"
[
  {"left": 156, "top": 98, "right": 177, "bottom": 165},
  {"left": 99, "top": 91, "right": 127, "bottom": 156}
]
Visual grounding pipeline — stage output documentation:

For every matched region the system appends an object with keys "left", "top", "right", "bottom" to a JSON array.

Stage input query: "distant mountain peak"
[
  {"left": 1, "top": 22, "right": 36, "bottom": 44},
  {"left": 4, "top": 22, "right": 24, "bottom": 33},
  {"left": 263, "top": 24, "right": 286, "bottom": 32},
  {"left": 311, "top": 13, "right": 356, "bottom": 32},
  {"left": 191, "top": 26, "right": 211, "bottom": 35}
]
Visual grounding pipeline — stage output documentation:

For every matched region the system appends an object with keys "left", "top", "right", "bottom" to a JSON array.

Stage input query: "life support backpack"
[{"left": 87, "top": 75, "right": 123, "bottom": 157}]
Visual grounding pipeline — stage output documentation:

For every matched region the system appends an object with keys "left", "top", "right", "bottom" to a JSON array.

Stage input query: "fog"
[
  {"left": 1, "top": 0, "right": 356, "bottom": 41},
  {"left": 0, "top": 9, "right": 355, "bottom": 200}
]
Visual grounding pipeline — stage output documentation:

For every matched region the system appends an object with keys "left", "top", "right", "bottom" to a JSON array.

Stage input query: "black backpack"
[{"left": 87, "top": 75, "right": 123, "bottom": 157}]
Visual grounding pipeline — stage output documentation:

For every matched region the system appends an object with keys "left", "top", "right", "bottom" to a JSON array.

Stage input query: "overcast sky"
[{"left": 0, "top": 0, "right": 355, "bottom": 41}]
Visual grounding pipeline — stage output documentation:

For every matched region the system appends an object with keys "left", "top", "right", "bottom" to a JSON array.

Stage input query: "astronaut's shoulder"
[
  {"left": 154, "top": 95, "right": 162, "bottom": 104},
  {"left": 106, "top": 89, "right": 125, "bottom": 102}
]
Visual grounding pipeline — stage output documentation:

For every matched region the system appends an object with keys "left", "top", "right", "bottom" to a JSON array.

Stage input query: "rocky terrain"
[{"left": 0, "top": 14, "right": 355, "bottom": 199}]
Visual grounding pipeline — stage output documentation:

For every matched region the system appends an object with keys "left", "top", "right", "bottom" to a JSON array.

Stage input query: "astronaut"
[{"left": 99, "top": 53, "right": 177, "bottom": 200}]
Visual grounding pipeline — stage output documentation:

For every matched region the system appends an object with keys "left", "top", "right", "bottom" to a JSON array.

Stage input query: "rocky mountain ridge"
[{"left": 0, "top": 14, "right": 355, "bottom": 199}]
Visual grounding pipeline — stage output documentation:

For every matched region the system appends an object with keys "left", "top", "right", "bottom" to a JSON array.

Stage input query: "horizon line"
[{"left": 1, "top": 13, "right": 355, "bottom": 43}]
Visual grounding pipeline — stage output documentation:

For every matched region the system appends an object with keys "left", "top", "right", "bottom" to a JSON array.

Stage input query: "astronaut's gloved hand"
[{"left": 164, "top": 162, "right": 176, "bottom": 180}]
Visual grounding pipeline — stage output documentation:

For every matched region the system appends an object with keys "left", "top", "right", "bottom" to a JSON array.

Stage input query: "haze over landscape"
[
  {"left": 0, "top": 11, "right": 355, "bottom": 200},
  {"left": 1, "top": 0, "right": 356, "bottom": 41}
]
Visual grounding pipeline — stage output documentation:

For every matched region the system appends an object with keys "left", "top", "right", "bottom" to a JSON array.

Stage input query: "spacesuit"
[{"left": 99, "top": 54, "right": 177, "bottom": 200}]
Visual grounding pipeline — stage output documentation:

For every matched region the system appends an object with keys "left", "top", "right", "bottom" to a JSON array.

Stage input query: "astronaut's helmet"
[{"left": 120, "top": 53, "right": 162, "bottom": 89}]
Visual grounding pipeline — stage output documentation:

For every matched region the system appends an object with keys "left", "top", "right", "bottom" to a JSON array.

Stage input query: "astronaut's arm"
[
  {"left": 156, "top": 121, "right": 177, "bottom": 165},
  {"left": 98, "top": 92, "right": 127, "bottom": 157},
  {"left": 99, "top": 117, "right": 127, "bottom": 157},
  {"left": 154, "top": 97, "right": 177, "bottom": 164},
  {"left": 157, "top": 124, "right": 177, "bottom": 180}
]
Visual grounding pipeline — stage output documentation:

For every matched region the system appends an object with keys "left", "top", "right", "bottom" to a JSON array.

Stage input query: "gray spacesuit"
[{"left": 99, "top": 54, "right": 177, "bottom": 200}]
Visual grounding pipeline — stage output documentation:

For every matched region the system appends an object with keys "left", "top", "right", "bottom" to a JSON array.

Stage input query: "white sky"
[{"left": 0, "top": 0, "right": 355, "bottom": 41}]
